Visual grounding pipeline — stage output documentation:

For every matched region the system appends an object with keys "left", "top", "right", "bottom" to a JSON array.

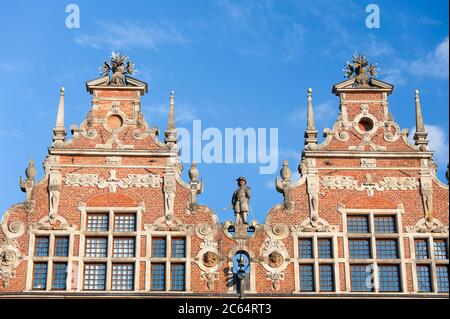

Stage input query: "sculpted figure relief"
[
  {"left": 202, "top": 251, "right": 219, "bottom": 268},
  {"left": 231, "top": 177, "right": 251, "bottom": 225},
  {"left": 268, "top": 251, "right": 284, "bottom": 268}
]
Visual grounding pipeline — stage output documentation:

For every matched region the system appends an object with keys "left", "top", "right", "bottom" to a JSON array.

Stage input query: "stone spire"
[
  {"left": 413, "top": 89, "right": 429, "bottom": 150},
  {"left": 304, "top": 88, "right": 318, "bottom": 147},
  {"left": 164, "top": 91, "right": 178, "bottom": 147},
  {"left": 52, "top": 87, "right": 67, "bottom": 145}
]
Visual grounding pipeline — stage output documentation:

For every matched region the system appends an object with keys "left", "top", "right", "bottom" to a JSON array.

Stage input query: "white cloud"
[
  {"left": 382, "top": 68, "right": 407, "bottom": 86},
  {"left": 409, "top": 124, "right": 449, "bottom": 166},
  {"left": 410, "top": 37, "right": 449, "bottom": 79},
  {"left": 75, "top": 21, "right": 189, "bottom": 50},
  {"left": 0, "top": 62, "right": 26, "bottom": 73},
  {"left": 143, "top": 103, "right": 197, "bottom": 124},
  {"left": 288, "top": 100, "right": 336, "bottom": 127},
  {"left": 0, "top": 129, "right": 22, "bottom": 139}
]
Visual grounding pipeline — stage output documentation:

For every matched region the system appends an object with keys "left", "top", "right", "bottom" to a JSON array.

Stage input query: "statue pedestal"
[{"left": 234, "top": 224, "right": 249, "bottom": 240}]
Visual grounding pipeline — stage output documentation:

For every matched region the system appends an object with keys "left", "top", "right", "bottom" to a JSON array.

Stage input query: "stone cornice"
[
  {"left": 48, "top": 147, "right": 179, "bottom": 157},
  {"left": 302, "top": 150, "right": 433, "bottom": 158}
]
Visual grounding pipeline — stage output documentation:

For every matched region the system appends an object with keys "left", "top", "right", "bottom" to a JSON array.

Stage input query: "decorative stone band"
[
  {"left": 64, "top": 169, "right": 161, "bottom": 193},
  {"left": 320, "top": 176, "right": 418, "bottom": 196}
]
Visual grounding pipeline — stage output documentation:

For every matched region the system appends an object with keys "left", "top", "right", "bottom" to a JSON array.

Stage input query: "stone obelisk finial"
[
  {"left": 304, "top": 88, "right": 318, "bottom": 147},
  {"left": 413, "top": 89, "right": 429, "bottom": 150},
  {"left": 52, "top": 87, "right": 67, "bottom": 146},
  {"left": 164, "top": 91, "right": 178, "bottom": 147}
]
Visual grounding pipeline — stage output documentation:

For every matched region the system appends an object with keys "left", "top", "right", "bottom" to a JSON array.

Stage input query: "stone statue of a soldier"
[{"left": 231, "top": 177, "right": 251, "bottom": 225}]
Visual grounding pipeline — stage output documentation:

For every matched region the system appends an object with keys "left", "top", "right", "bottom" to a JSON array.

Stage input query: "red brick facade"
[{"left": 0, "top": 64, "right": 448, "bottom": 298}]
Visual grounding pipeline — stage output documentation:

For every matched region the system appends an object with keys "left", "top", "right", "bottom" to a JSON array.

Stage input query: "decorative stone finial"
[
  {"left": 189, "top": 162, "right": 199, "bottom": 182},
  {"left": 168, "top": 91, "right": 175, "bottom": 130},
  {"left": 280, "top": 160, "right": 292, "bottom": 182},
  {"left": 304, "top": 87, "right": 318, "bottom": 147},
  {"left": 413, "top": 89, "right": 429, "bottom": 150},
  {"left": 165, "top": 91, "right": 178, "bottom": 147},
  {"left": 99, "top": 52, "right": 136, "bottom": 86},
  {"left": 52, "top": 86, "right": 67, "bottom": 145},
  {"left": 25, "top": 160, "right": 37, "bottom": 181},
  {"left": 344, "top": 52, "right": 378, "bottom": 88}
]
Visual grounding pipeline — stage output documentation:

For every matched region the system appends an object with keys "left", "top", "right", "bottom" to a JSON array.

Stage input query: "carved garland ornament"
[
  {"left": 64, "top": 169, "right": 161, "bottom": 193},
  {"left": 320, "top": 175, "right": 418, "bottom": 196}
]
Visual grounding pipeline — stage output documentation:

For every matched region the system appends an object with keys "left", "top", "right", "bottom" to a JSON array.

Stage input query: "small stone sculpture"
[{"left": 231, "top": 177, "right": 251, "bottom": 225}]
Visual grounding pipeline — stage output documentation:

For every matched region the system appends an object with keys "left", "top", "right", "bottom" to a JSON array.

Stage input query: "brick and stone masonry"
[{"left": 0, "top": 54, "right": 448, "bottom": 298}]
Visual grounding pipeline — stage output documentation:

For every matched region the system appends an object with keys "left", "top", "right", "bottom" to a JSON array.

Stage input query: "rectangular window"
[
  {"left": 350, "top": 265, "right": 373, "bottom": 292},
  {"left": 436, "top": 265, "right": 449, "bottom": 293},
  {"left": 85, "top": 238, "right": 108, "bottom": 258},
  {"left": 54, "top": 237, "right": 69, "bottom": 257},
  {"left": 378, "top": 265, "right": 401, "bottom": 292},
  {"left": 84, "top": 264, "right": 106, "bottom": 290},
  {"left": 374, "top": 216, "right": 397, "bottom": 233},
  {"left": 171, "top": 264, "right": 186, "bottom": 291},
  {"left": 376, "top": 239, "right": 398, "bottom": 259},
  {"left": 171, "top": 238, "right": 186, "bottom": 258},
  {"left": 87, "top": 214, "right": 109, "bottom": 232},
  {"left": 299, "top": 239, "right": 313, "bottom": 259},
  {"left": 112, "top": 264, "right": 134, "bottom": 291},
  {"left": 113, "top": 238, "right": 135, "bottom": 258},
  {"left": 318, "top": 239, "right": 333, "bottom": 259},
  {"left": 349, "top": 239, "right": 371, "bottom": 259},
  {"left": 151, "top": 263, "right": 166, "bottom": 291},
  {"left": 415, "top": 240, "right": 429, "bottom": 260},
  {"left": 114, "top": 214, "right": 136, "bottom": 232},
  {"left": 433, "top": 240, "right": 448, "bottom": 260},
  {"left": 52, "top": 263, "right": 67, "bottom": 290},
  {"left": 319, "top": 265, "right": 334, "bottom": 291},
  {"left": 152, "top": 238, "right": 167, "bottom": 258},
  {"left": 347, "top": 216, "right": 369, "bottom": 233},
  {"left": 35, "top": 237, "right": 50, "bottom": 257},
  {"left": 32, "top": 263, "right": 48, "bottom": 290},
  {"left": 299, "top": 265, "right": 314, "bottom": 292},
  {"left": 416, "top": 265, "right": 432, "bottom": 293}
]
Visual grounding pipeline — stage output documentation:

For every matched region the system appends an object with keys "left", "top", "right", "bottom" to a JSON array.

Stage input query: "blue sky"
[{"left": 0, "top": 0, "right": 448, "bottom": 222}]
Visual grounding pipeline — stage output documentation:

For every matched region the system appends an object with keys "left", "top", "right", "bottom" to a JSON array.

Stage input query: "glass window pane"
[
  {"left": 319, "top": 265, "right": 334, "bottom": 291},
  {"left": 374, "top": 216, "right": 397, "bottom": 233},
  {"left": 433, "top": 240, "right": 448, "bottom": 260},
  {"left": 112, "top": 264, "right": 134, "bottom": 291},
  {"left": 171, "top": 264, "right": 185, "bottom": 291},
  {"left": 152, "top": 238, "right": 166, "bottom": 258},
  {"left": 349, "top": 239, "right": 371, "bottom": 259},
  {"left": 436, "top": 266, "right": 449, "bottom": 293},
  {"left": 318, "top": 239, "right": 332, "bottom": 259},
  {"left": 114, "top": 214, "right": 136, "bottom": 232},
  {"left": 151, "top": 263, "right": 166, "bottom": 291},
  {"left": 376, "top": 239, "right": 398, "bottom": 259},
  {"left": 32, "top": 263, "right": 48, "bottom": 290},
  {"left": 171, "top": 238, "right": 186, "bottom": 258},
  {"left": 299, "top": 265, "right": 314, "bottom": 292},
  {"left": 378, "top": 265, "right": 400, "bottom": 292},
  {"left": 54, "top": 237, "right": 69, "bottom": 257},
  {"left": 35, "top": 237, "right": 49, "bottom": 257},
  {"left": 52, "top": 263, "right": 67, "bottom": 290},
  {"left": 415, "top": 240, "right": 429, "bottom": 260},
  {"left": 84, "top": 264, "right": 106, "bottom": 290},
  {"left": 86, "top": 238, "right": 108, "bottom": 257},
  {"left": 87, "top": 214, "right": 109, "bottom": 232},
  {"left": 113, "top": 238, "right": 135, "bottom": 258},
  {"left": 347, "top": 216, "right": 369, "bottom": 233},
  {"left": 416, "top": 265, "right": 432, "bottom": 292},
  {"left": 299, "top": 239, "right": 313, "bottom": 259},
  {"left": 351, "top": 265, "right": 373, "bottom": 292}
]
